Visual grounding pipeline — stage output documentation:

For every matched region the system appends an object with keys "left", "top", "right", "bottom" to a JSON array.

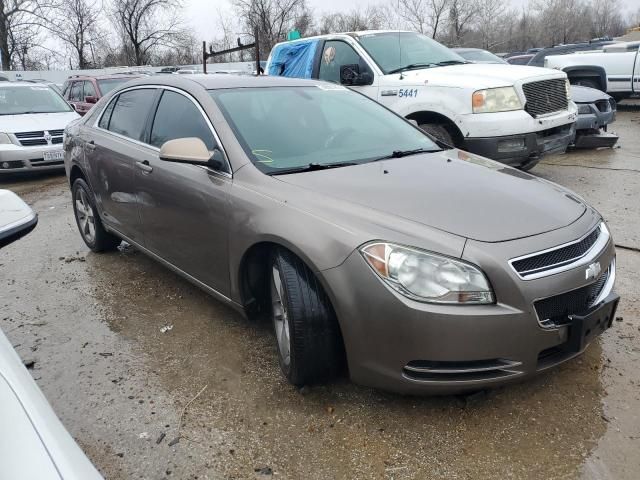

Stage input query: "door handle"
[
  {"left": 136, "top": 160, "right": 153, "bottom": 173},
  {"left": 85, "top": 140, "right": 96, "bottom": 151}
]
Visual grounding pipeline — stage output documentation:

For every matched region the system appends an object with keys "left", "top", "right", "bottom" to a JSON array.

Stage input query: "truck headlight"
[
  {"left": 565, "top": 79, "right": 571, "bottom": 100},
  {"left": 0, "top": 133, "right": 12, "bottom": 144},
  {"left": 360, "top": 242, "right": 494, "bottom": 304},
  {"left": 472, "top": 87, "right": 522, "bottom": 113}
]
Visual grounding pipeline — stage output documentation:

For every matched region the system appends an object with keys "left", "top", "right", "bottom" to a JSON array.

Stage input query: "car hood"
[
  {"left": 401, "top": 63, "right": 564, "bottom": 89},
  {"left": 0, "top": 111, "right": 79, "bottom": 133},
  {"left": 275, "top": 150, "right": 586, "bottom": 243},
  {"left": 570, "top": 85, "right": 612, "bottom": 103}
]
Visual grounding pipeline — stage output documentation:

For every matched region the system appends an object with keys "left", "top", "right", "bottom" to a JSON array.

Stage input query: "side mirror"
[
  {"left": 85, "top": 96, "right": 97, "bottom": 104},
  {"left": 0, "top": 190, "right": 38, "bottom": 249},
  {"left": 340, "top": 64, "right": 373, "bottom": 86},
  {"left": 159, "top": 137, "right": 226, "bottom": 171},
  {"left": 68, "top": 102, "right": 77, "bottom": 111}
]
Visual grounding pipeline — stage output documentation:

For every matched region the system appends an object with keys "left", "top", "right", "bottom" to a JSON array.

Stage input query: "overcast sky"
[{"left": 186, "top": 0, "right": 639, "bottom": 42}]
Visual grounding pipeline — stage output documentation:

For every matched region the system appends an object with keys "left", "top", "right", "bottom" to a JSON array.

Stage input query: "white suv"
[{"left": 0, "top": 82, "right": 79, "bottom": 174}]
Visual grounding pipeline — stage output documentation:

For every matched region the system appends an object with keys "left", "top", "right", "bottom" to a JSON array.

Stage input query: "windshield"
[
  {"left": 456, "top": 50, "right": 506, "bottom": 64},
  {"left": 97, "top": 78, "right": 133, "bottom": 94},
  {"left": 210, "top": 86, "right": 439, "bottom": 174},
  {"left": 357, "top": 32, "right": 466, "bottom": 74},
  {"left": 0, "top": 85, "right": 72, "bottom": 115}
]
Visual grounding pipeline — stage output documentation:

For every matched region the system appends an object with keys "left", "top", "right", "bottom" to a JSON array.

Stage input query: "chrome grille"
[
  {"left": 14, "top": 129, "right": 64, "bottom": 147},
  {"left": 512, "top": 227, "right": 600, "bottom": 276},
  {"left": 522, "top": 79, "right": 568, "bottom": 117}
]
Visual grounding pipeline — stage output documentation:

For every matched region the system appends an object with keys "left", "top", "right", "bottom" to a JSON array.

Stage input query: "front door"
[{"left": 134, "top": 88, "right": 232, "bottom": 295}]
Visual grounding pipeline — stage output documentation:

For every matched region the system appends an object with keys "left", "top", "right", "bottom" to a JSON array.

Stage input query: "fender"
[{"left": 562, "top": 66, "right": 607, "bottom": 91}]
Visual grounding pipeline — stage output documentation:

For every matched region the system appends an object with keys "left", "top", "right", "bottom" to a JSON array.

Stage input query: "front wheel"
[
  {"left": 270, "top": 248, "right": 342, "bottom": 386},
  {"left": 72, "top": 178, "right": 120, "bottom": 252},
  {"left": 419, "top": 123, "right": 455, "bottom": 147}
]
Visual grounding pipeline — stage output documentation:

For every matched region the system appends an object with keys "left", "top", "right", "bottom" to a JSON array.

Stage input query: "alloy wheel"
[
  {"left": 75, "top": 189, "right": 96, "bottom": 244},
  {"left": 271, "top": 265, "right": 291, "bottom": 367}
]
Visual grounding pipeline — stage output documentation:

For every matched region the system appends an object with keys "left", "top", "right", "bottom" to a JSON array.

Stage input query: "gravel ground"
[{"left": 1, "top": 104, "right": 639, "bottom": 480}]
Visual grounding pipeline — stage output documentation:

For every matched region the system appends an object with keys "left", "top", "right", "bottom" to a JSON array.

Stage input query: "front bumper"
[
  {"left": 463, "top": 123, "right": 575, "bottom": 168},
  {"left": 573, "top": 101, "right": 618, "bottom": 149},
  {"left": 0, "top": 144, "right": 66, "bottom": 174},
  {"left": 321, "top": 212, "right": 616, "bottom": 395}
]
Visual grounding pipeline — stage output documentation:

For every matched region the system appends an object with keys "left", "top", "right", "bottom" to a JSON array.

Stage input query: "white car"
[
  {"left": 267, "top": 30, "right": 578, "bottom": 170},
  {"left": 0, "top": 82, "right": 79, "bottom": 174},
  {"left": 545, "top": 41, "right": 640, "bottom": 102},
  {"left": 0, "top": 189, "right": 102, "bottom": 479}
]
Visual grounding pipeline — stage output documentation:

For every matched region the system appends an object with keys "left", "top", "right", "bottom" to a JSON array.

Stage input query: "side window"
[
  {"left": 98, "top": 96, "right": 117, "bottom": 129},
  {"left": 318, "top": 41, "right": 366, "bottom": 84},
  {"left": 150, "top": 90, "right": 217, "bottom": 150},
  {"left": 84, "top": 81, "right": 96, "bottom": 98},
  {"left": 107, "top": 89, "right": 156, "bottom": 141},
  {"left": 69, "top": 81, "right": 83, "bottom": 102},
  {"left": 62, "top": 81, "right": 70, "bottom": 99}
]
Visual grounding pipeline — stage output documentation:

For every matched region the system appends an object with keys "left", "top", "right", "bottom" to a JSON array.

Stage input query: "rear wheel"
[
  {"left": 419, "top": 123, "right": 455, "bottom": 147},
  {"left": 270, "top": 248, "right": 342, "bottom": 386},
  {"left": 72, "top": 178, "right": 120, "bottom": 252}
]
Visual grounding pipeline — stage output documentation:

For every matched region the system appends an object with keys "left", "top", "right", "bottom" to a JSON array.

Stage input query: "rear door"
[
  {"left": 135, "top": 88, "right": 232, "bottom": 294},
  {"left": 68, "top": 81, "right": 84, "bottom": 113},
  {"left": 86, "top": 87, "right": 158, "bottom": 244}
]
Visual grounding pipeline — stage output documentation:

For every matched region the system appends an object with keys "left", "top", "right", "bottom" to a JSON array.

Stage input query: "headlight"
[
  {"left": 360, "top": 242, "right": 494, "bottom": 304},
  {"left": 0, "top": 133, "right": 12, "bottom": 144},
  {"left": 565, "top": 79, "right": 571, "bottom": 100},
  {"left": 472, "top": 87, "right": 522, "bottom": 113},
  {"left": 577, "top": 103, "right": 591, "bottom": 114}
]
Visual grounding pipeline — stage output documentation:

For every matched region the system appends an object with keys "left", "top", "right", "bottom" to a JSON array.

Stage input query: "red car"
[{"left": 61, "top": 74, "right": 140, "bottom": 115}]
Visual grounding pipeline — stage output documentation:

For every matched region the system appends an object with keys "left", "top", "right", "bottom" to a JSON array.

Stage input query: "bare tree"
[
  {"left": 233, "top": 0, "right": 309, "bottom": 57},
  {"left": 398, "top": 0, "right": 449, "bottom": 39},
  {"left": 42, "top": 0, "right": 102, "bottom": 68},
  {"left": 318, "top": 6, "right": 383, "bottom": 34},
  {"left": 589, "top": 0, "right": 625, "bottom": 38},
  {"left": 447, "top": 0, "right": 476, "bottom": 45},
  {"left": 111, "top": 0, "right": 185, "bottom": 66},
  {"left": 473, "top": 0, "right": 508, "bottom": 49},
  {"left": 0, "top": 0, "right": 40, "bottom": 69}
]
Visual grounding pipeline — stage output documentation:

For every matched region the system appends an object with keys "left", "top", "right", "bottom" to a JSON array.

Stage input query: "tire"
[
  {"left": 571, "top": 78, "right": 600, "bottom": 91},
  {"left": 419, "top": 123, "right": 455, "bottom": 147},
  {"left": 269, "top": 248, "right": 342, "bottom": 386},
  {"left": 71, "top": 178, "right": 120, "bottom": 252}
]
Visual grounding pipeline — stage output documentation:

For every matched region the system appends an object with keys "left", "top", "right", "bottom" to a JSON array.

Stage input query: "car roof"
[
  {"left": 66, "top": 74, "right": 141, "bottom": 81},
  {"left": 121, "top": 73, "right": 328, "bottom": 91},
  {"left": 0, "top": 82, "right": 53, "bottom": 88},
  {"left": 452, "top": 48, "right": 482, "bottom": 52}
]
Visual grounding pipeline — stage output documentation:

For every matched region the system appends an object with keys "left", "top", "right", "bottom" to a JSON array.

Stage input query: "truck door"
[{"left": 316, "top": 40, "right": 378, "bottom": 99}]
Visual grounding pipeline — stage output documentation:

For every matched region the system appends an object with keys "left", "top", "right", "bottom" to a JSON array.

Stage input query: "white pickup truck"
[
  {"left": 266, "top": 30, "right": 577, "bottom": 170},
  {"left": 545, "top": 41, "right": 640, "bottom": 102}
]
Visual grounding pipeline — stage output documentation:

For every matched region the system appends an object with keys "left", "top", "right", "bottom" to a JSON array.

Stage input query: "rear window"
[{"left": 97, "top": 78, "right": 132, "bottom": 95}]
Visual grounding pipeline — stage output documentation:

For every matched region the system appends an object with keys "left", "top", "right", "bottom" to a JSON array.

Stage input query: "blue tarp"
[{"left": 268, "top": 40, "right": 319, "bottom": 79}]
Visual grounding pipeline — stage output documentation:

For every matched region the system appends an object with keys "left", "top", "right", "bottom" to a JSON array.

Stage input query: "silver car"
[
  {"left": 63, "top": 75, "right": 618, "bottom": 394},
  {"left": 0, "top": 82, "right": 79, "bottom": 174}
]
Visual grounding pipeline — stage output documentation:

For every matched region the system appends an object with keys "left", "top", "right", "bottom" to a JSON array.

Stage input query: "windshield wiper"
[
  {"left": 268, "top": 161, "right": 358, "bottom": 176},
  {"left": 433, "top": 60, "right": 470, "bottom": 66},
  {"left": 372, "top": 148, "right": 439, "bottom": 162},
  {"left": 387, "top": 63, "right": 436, "bottom": 74}
]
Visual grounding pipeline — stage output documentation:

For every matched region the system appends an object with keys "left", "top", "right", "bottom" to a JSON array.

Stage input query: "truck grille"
[
  {"left": 522, "top": 79, "right": 568, "bottom": 117},
  {"left": 534, "top": 267, "right": 610, "bottom": 327},
  {"left": 512, "top": 226, "right": 601, "bottom": 277},
  {"left": 14, "top": 130, "right": 64, "bottom": 147}
]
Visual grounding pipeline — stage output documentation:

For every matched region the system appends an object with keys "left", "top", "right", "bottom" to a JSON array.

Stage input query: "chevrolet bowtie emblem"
[{"left": 585, "top": 262, "right": 601, "bottom": 280}]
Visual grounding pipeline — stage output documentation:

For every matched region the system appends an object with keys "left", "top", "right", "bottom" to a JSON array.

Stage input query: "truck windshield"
[
  {"left": 210, "top": 86, "right": 440, "bottom": 175},
  {"left": 357, "top": 32, "right": 467, "bottom": 74},
  {"left": 0, "top": 85, "right": 72, "bottom": 115}
]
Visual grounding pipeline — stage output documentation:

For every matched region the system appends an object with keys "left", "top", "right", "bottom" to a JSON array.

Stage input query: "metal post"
[
  {"left": 202, "top": 41, "right": 207, "bottom": 74},
  {"left": 254, "top": 27, "right": 261, "bottom": 75}
]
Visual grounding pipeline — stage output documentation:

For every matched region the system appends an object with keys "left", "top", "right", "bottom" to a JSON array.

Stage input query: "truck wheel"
[
  {"left": 419, "top": 123, "right": 454, "bottom": 147},
  {"left": 72, "top": 178, "right": 120, "bottom": 252},
  {"left": 270, "top": 247, "right": 342, "bottom": 386},
  {"left": 571, "top": 78, "right": 600, "bottom": 91}
]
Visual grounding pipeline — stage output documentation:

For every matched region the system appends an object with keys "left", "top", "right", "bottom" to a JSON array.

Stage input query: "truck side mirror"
[
  {"left": 85, "top": 95, "right": 97, "bottom": 104},
  {"left": 340, "top": 64, "right": 373, "bottom": 86}
]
